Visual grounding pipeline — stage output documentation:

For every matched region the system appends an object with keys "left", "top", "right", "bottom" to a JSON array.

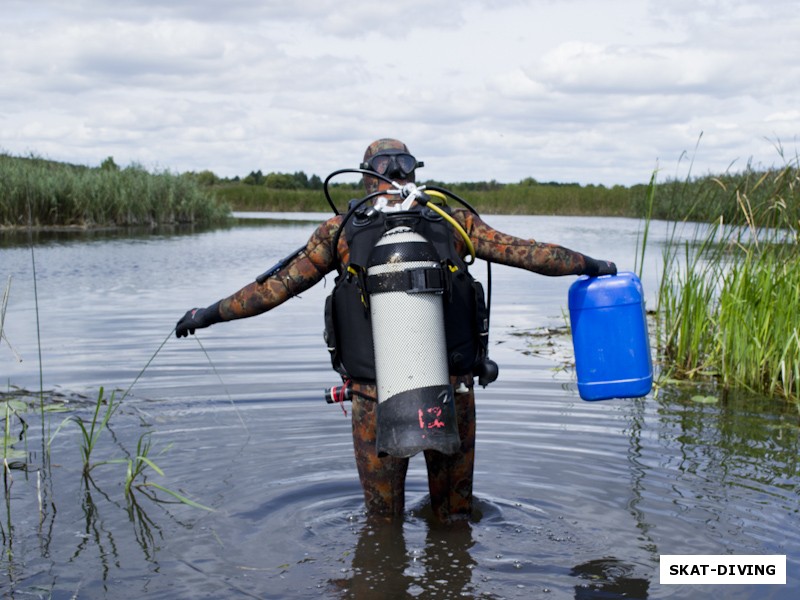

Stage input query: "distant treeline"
[
  {"left": 211, "top": 165, "right": 800, "bottom": 228},
  {"left": 202, "top": 166, "right": 649, "bottom": 216},
  {"left": 2, "top": 151, "right": 798, "bottom": 228}
]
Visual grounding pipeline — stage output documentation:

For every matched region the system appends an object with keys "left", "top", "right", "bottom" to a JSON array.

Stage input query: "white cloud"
[
  {"left": 530, "top": 42, "right": 752, "bottom": 96},
  {"left": 1, "top": 0, "right": 798, "bottom": 186}
]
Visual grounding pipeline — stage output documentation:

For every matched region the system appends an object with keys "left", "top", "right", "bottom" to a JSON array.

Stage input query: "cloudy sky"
[{"left": 1, "top": 0, "right": 797, "bottom": 186}]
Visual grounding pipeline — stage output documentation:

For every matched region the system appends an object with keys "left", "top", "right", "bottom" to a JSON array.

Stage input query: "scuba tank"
[
  {"left": 320, "top": 174, "right": 497, "bottom": 458},
  {"left": 366, "top": 226, "right": 461, "bottom": 457}
]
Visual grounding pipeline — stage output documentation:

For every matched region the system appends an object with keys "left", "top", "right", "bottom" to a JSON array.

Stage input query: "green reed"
[
  {"left": 72, "top": 387, "right": 118, "bottom": 476},
  {"left": 715, "top": 248, "right": 800, "bottom": 400},
  {"left": 0, "top": 153, "right": 230, "bottom": 228},
  {"left": 121, "top": 433, "right": 212, "bottom": 511},
  {"left": 9, "top": 150, "right": 797, "bottom": 223},
  {"left": 214, "top": 169, "right": 792, "bottom": 221},
  {"left": 45, "top": 387, "right": 213, "bottom": 510},
  {"left": 214, "top": 184, "right": 342, "bottom": 212},
  {"left": 649, "top": 164, "right": 800, "bottom": 227},
  {"left": 453, "top": 181, "right": 642, "bottom": 216},
  {"left": 655, "top": 162, "right": 800, "bottom": 403},
  {"left": 656, "top": 221, "right": 724, "bottom": 379},
  {"left": 214, "top": 178, "right": 644, "bottom": 216},
  {"left": 0, "top": 277, "right": 10, "bottom": 362}
]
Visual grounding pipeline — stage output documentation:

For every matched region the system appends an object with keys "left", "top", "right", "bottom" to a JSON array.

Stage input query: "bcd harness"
[{"left": 323, "top": 203, "right": 491, "bottom": 384}]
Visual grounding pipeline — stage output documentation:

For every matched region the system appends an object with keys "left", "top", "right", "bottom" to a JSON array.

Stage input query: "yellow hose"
[{"left": 422, "top": 194, "right": 476, "bottom": 264}]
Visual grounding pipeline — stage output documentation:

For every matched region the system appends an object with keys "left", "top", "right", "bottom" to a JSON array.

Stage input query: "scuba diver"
[{"left": 175, "top": 138, "right": 616, "bottom": 522}]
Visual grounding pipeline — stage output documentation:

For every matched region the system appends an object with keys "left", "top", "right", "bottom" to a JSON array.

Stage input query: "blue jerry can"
[{"left": 568, "top": 271, "right": 653, "bottom": 401}]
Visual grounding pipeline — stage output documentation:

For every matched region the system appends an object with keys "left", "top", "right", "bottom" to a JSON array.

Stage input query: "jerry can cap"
[{"left": 568, "top": 271, "right": 644, "bottom": 310}]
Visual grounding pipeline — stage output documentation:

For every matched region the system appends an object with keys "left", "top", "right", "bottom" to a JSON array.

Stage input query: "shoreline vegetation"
[
  {"left": 2, "top": 150, "right": 799, "bottom": 404},
  {"left": 3, "top": 151, "right": 798, "bottom": 228},
  {"left": 652, "top": 160, "right": 800, "bottom": 404},
  {"left": 1, "top": 153, "right": 231, "bottom": 230}
]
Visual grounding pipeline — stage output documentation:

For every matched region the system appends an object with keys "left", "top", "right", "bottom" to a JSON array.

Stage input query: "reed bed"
[
  {"left": 1, "top": 153, "right": 230, "bottom": 228},
  {"left": 215, "top": 178, "right": 645, "bottom": 216},
  {"left": 655, "top": 162, "right": 800, "bottom": 403},
  {"left": 449, "top": 181, "right": 641, "bottom": 216},
  {"left": 213, "top": 184, "right": 348, "bottom": 213},
  {"left": 213, "top": 169, "right": 795, "bottom": 221},
  {"left": 8, "top": 150, "right": 796, "bottom": 224}
]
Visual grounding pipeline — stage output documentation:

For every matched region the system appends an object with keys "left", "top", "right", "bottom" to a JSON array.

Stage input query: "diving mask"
[{"left": 361, "top": 151, "right": 424, "bottom": 179}]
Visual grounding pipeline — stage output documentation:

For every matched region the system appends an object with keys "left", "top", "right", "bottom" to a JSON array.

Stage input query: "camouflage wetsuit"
[{"left": 201, "top": 208, "right": 610, "bottom": 522}]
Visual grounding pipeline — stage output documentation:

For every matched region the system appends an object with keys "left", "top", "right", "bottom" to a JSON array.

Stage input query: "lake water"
[{"left": 1, "top": 214, "right": 798, "bottom": 599}]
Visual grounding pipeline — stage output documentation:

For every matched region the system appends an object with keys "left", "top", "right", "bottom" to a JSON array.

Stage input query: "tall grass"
[
  {"left": 7, "top": 150, "right": 796, "bottom": 224},
  {"left": 646, "top": 164, "right": 800, "bottom": 227},
  {"left": 1, "top": 153, "right": 231, "bottom": 228},
  {"left": 451, "top": 181, "right": 641, "bottom": 216},
  {"left": 215, "top": 178, "right": 645, "bottom": 216},
  {"left": 716, "top": 248, "right": 800, "bottom": 400},
  {"left": 214, "top": 184, "right": 346, "bottom": 212},
  {"left": 656, "top": 161, "right": 800, "bottom": 403},
  {"left": 657, "top": 220, "right": 725, "bottom": 379},
  {"left": 214, "top": 167, "right": 797, "bottom": 222}
]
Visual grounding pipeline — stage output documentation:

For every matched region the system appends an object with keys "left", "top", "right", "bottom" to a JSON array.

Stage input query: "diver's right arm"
[
  {"left": 175, "top": 216, "right": 343, "bottom": 338},
  {"left": 452, "top": 210, "right": 616, "bottom": 277}
]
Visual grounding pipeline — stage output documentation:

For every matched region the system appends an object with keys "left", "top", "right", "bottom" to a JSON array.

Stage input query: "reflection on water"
[
  {"left": 2, "top": 215, "right": 799, "bottom": 598},
  {"left": 571, "top": 558, "right": 650, "bottom": 599},
  {"left": 330, "top": 506, "right": 653, "bottom": 599},
  {"left": 330, "top": 515, "right": 477, "bottom": 599}
]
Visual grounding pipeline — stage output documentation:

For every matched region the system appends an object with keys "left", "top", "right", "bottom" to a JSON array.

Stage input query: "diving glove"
[
  {"left": 584, "top": 257, "right": 617, "bottom": 277},
  {"left": 175, "top": 301, "right": 222, "bottom": 338}
]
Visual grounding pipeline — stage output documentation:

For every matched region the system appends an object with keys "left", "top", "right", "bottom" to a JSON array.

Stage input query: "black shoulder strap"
[
  {"left": 344, "top": 205, "right": 466, "bottom": 271},
  {"left": 344, "top": 209, "right": 387, "bottom": 268}
]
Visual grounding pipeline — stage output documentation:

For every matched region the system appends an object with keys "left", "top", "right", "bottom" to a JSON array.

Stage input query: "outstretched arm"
[
  {"left": 454, "top": 210, "right": 616, "bottom": 276},
  {"left": 175, "top": 216, "right": 342, "bottom": 337}
]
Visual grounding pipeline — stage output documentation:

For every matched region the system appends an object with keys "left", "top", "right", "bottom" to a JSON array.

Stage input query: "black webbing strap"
[{"left": 366, "top": 267, "right": 445, "bottom": 295}]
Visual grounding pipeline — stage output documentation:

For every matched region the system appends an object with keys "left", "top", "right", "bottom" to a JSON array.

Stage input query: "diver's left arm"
[
  {"left": 175, "top": 217, "right": 341, "bottom": 337},
  {"left": 217, "top": 218, "right": 340, "bottom": 320},
  {"left": 454, "top": 211, "right": 616, "bottom": 276}
]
